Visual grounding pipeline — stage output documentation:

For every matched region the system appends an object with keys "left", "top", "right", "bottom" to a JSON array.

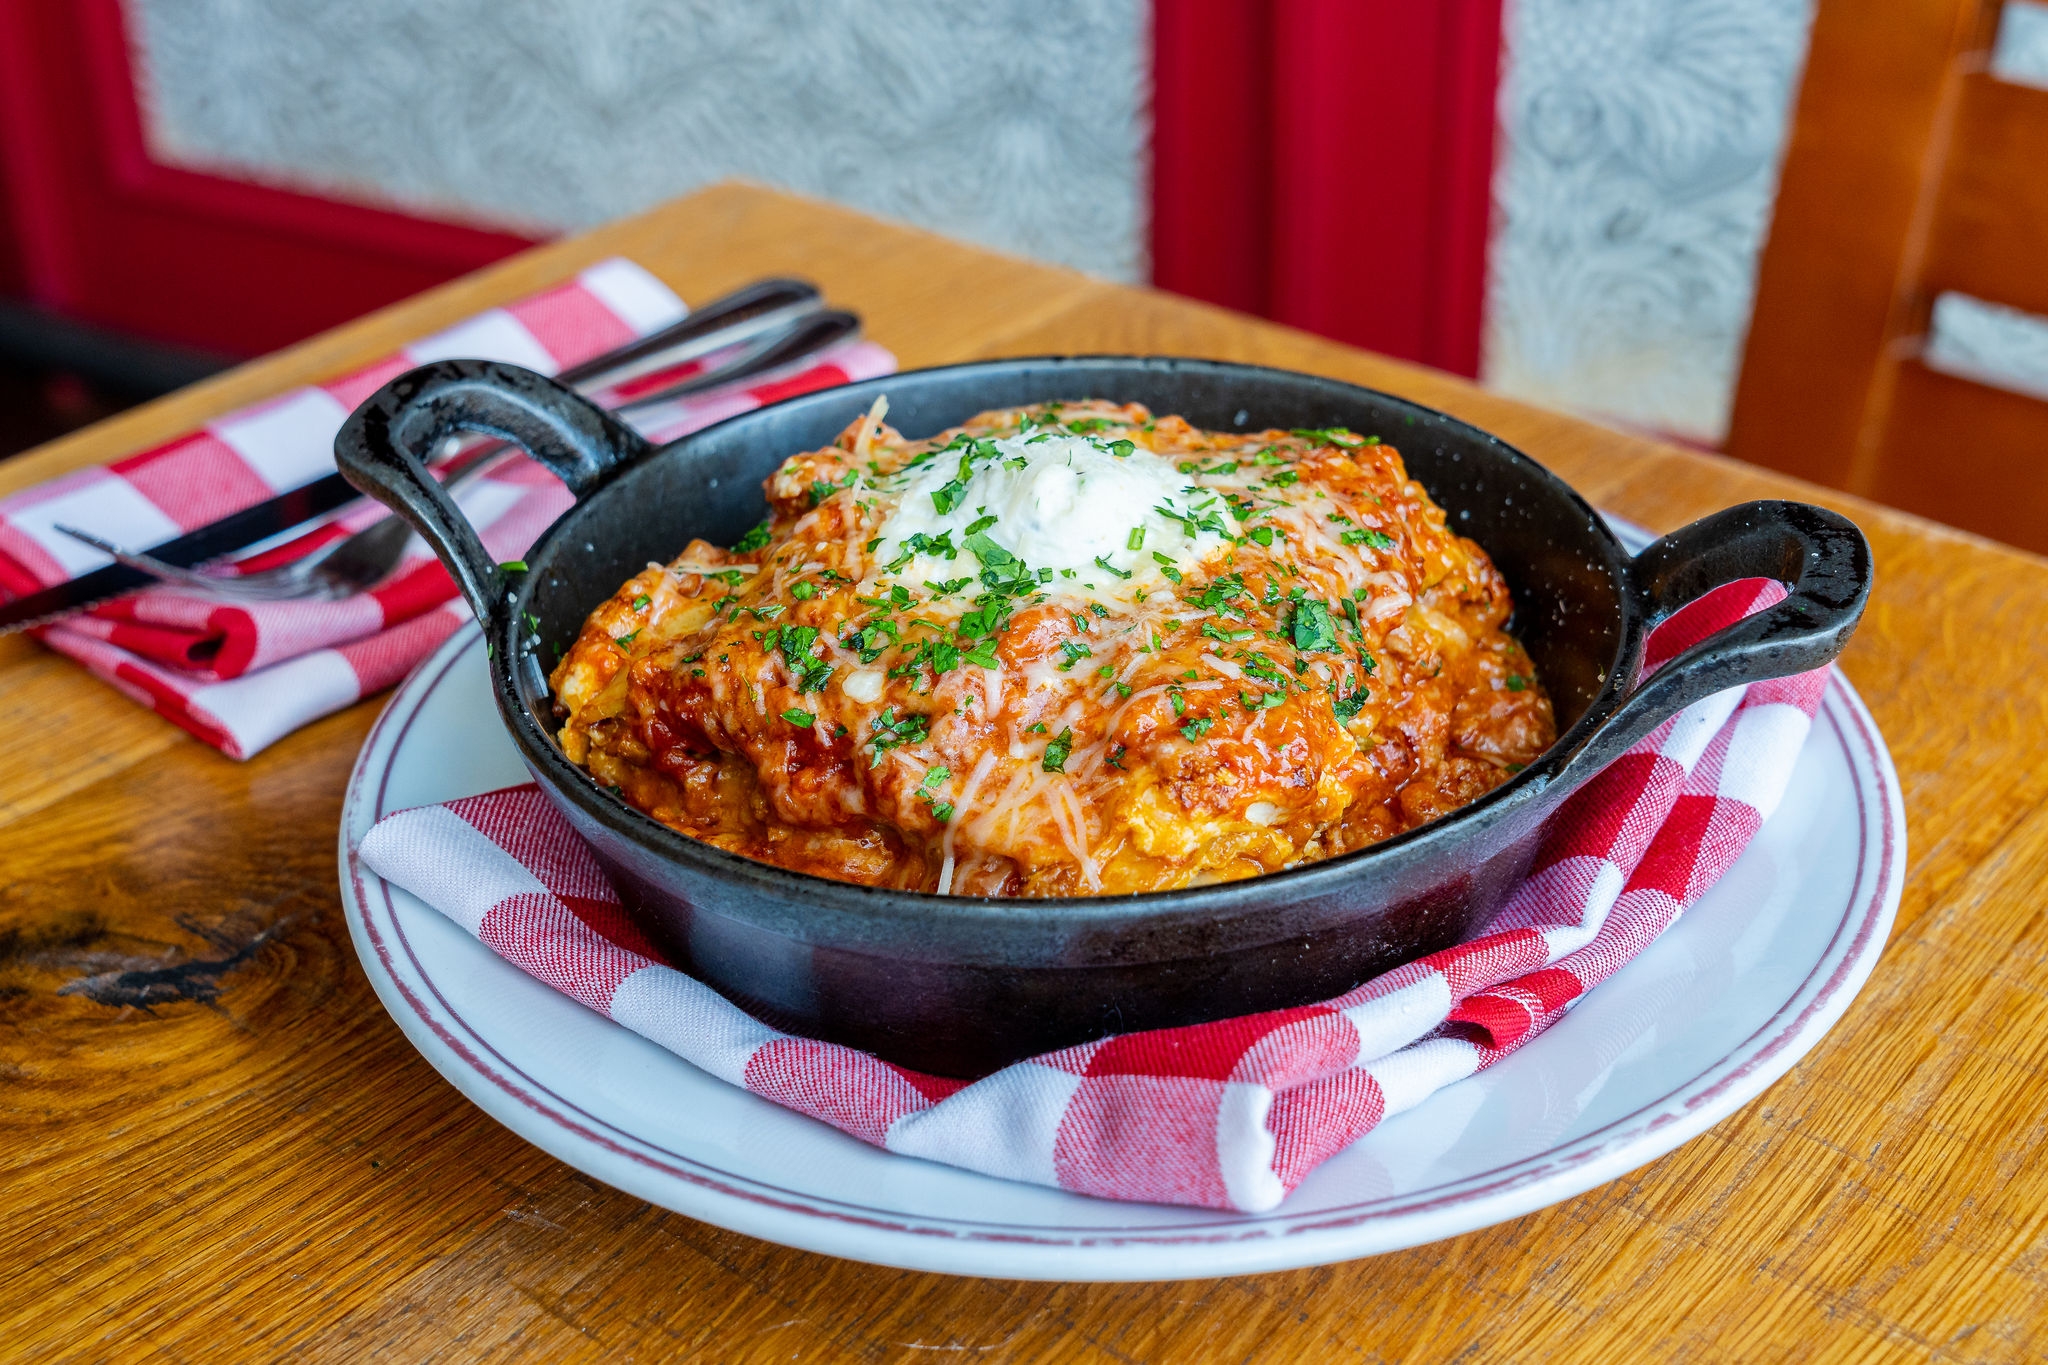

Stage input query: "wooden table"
[{"left": 6, "top": 182, "right": 2046, "bottom": 1363}]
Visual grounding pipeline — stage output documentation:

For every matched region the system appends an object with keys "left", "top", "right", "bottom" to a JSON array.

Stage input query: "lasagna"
[{"left": 548, "top": 400, "right": 1555, "bottom": 897}]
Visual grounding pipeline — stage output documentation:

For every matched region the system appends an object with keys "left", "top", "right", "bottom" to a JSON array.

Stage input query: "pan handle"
[
  {"left": 333, "top": 359, "right": 650, "bottom": 632},
  {"left": 1561, "top": 500, "right": 1872, "bottom": 777}
]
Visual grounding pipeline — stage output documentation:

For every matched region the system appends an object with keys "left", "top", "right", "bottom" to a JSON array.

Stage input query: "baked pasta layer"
[{"left": 549, "top": 401, "right": 1555, "bottom": 897}]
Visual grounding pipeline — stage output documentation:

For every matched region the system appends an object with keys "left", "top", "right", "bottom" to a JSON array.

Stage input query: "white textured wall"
[
  {"left": 1483, "top": 0, "right": 1818, "bottom": 443},
  {"left": 127, "top": 0, "right": 1151, "bottom": 282},
  {"left": 1485, "top": 0, "right": 2048, "bottom": 443}
]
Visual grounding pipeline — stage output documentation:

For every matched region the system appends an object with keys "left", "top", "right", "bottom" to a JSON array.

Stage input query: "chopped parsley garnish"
[
  {"left": 1094, "top": 556, "right": 1133, "bottom": 580},
  {"left": 958, "top": 597, "right": 1012, "bottom": 644},
  {"left": 1106, "top": 746, "right": 1127, "bottom": 769},
  {"left": 613, "top": 630, "right": 639, "bottom": 647},
  {"left": 1127, "top": 526, "right": 1146, "bottom": 551},
  {"left": 1152, "top": 552, "right": 1183, "bottom": 584},
  {"left": 1179, "top": 716, "right": 1214, "bottom": 741},
  {"left": 1202, "top": 622, "right": 1256, "bottom": 643},
  {"left": 886, "top": 530, "right": 957, "bottom": 572},
  {"left": 1333, "top": 688, "right": 1369, "bottom": 722},
  {"left": 631, "top": 594, "right": 651, "bottom": 611},
  {"left": 1041, "top": 727, "right": 1075, "bottom": 773},
  {"left": 931, "top": 455, "right": 973, "bottom": 515},
  {"left": 1192, "top": 573, "right": 1246, "bottom": 612},
  {"left": 1169, "top": 689, "right": 1186, "bottom": 716},
  {"left": 859, "top": 585, "right": 916, "bottom": 611},
  {"left": 917, "top": 766, "right": 955, "bottom": 820},
  {"left": 499, "top": 559, "right": 528, "bottom": 573},
  {"left": 1241, "top": 690, "right": 1285, "bottom": 712},
  {"left": 1106, "top": 438, "right": 1136, "bottom": 458},
  {"left": 1154, "top": 497, "right": 1231, "bottom": 540},
  {"left": 781, "top": 707, "right": 815, "bottom": 727},
  {"left": 1057, "top": 639, "right": 1093, "bottom": 671},
  {"left": 1241, "top": 652, "right": 1287, "bottom": 685},
  {"left": 1290, "top": 600, "right": 1341, "bottom": 653},
  {"left": 790, "top": 580, "right": 817, "bottom": 600},
  {"left": 866, "top": 707, "right": 931, "bottom": 765},
  {"left": 769, "top": 624, "right": 833, "bottom": 691},
  {"left": 890, "top": 638, "right": 962, "bottom": 689},
  {"left": 841, "top": 616, "right": 900, "bottom": 663},
  {"left": 1342, "top": 528, "right": 1397, "bottom": 550},
  {"left": 1505, "top": 674, "right": 1528, "bottom": 692},
  {"left": 732, "top": 518, "right": 773, "bottom": 553},
  {"left": 1246, "top": 526, "right": 1279, "bottom": 548},
  {"left": 1290, "top": 427, "right": 1368, "bottom": 448},
  {"left": 964, "top": 532, "right": 1036, "bottom": 596},
  {"left": 1115, "top": 682, "right": 1133, "bottom": 698}
]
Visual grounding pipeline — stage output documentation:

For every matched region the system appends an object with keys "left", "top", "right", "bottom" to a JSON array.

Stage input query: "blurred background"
[{"left": 3, "top": 0, "right": 2046, "bottom": 544}]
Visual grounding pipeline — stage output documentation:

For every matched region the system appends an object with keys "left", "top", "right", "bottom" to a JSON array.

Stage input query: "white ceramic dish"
[{"left": 337, "top": 526, "right": 1903, "bottom": 1281}]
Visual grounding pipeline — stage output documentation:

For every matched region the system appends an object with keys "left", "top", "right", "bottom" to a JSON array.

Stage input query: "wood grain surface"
[{"left": 6, "top": 182, "right": 2048, "bottom": 1363}]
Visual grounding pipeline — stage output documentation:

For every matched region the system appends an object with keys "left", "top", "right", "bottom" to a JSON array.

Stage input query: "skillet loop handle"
[
  {"left": 333, "top": 359, "right": 651, "bottom": 630},
  {"left": 1571, "top": 500, "right": 1872, "bottom": 775}
]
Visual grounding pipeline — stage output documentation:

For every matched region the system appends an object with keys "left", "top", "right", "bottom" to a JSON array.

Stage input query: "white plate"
[{"left": 338, "top": 542, "right": 1903, "bottom": 1281}]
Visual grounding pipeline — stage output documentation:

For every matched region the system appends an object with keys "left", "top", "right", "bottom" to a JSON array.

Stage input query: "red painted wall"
[{"left": 1153, "top": 0, "right": 1505, "bottom": 377}]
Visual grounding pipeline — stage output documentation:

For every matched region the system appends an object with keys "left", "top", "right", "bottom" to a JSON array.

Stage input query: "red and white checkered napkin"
[
  {"left": 357, "top": 580, "right": 1831, "bottom": 1212},
  {"left": 0, "top": 258, "right": 896, "bottom": 759}
]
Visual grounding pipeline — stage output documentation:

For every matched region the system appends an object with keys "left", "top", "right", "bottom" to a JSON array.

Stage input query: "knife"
[{"left": 0, "top": 278, "right": 831, "bottom": 635}]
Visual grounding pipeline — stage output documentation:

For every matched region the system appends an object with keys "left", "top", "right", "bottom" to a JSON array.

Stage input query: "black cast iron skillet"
[{"left": 336, "top": 356, "right": 1871, "bottom": 1077}]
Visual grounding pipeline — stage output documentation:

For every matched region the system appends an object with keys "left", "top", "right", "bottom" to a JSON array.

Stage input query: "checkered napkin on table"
[
  {"left": 0, "top": 259, "right": 896, "bottom": 759},
  {"left": 357, "top": 579, "right": 1830, "bottom": 1212}
]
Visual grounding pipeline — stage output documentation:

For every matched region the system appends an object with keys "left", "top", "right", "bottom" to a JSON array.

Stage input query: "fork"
[
  {"left": 57, "top": 443, "right": 516, "bottom": 603},
  {"left": 57, "top": 294, "right": 858, "bottom": 604}
]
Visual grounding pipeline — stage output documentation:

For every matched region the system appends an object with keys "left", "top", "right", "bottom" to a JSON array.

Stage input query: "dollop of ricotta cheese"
[{"left": 875, "top": 432, "right": 1228, "bottom": 592}]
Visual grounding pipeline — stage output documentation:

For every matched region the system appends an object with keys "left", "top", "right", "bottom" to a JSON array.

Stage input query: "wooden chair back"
[{"left": 1727, "top": 0, "right": 2048, "bottom": 552}]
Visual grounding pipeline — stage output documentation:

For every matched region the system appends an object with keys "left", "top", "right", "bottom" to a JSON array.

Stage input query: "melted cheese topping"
[{"left": 548, "top": 400, "right": 1557, "bottom": 898}]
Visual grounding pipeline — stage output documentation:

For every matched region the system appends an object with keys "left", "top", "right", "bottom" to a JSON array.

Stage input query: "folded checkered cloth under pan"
[
  {"left": 0, "top": 259, "right": 895, "bottom": 758},
  {"left": 357, "top": 579, "right": 1826, "bottom": 1212}
]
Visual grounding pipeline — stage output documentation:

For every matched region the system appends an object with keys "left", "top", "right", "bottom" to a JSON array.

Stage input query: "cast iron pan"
[{"left": 336, "top": 356, "right": 1871, "bottom": 1076}]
